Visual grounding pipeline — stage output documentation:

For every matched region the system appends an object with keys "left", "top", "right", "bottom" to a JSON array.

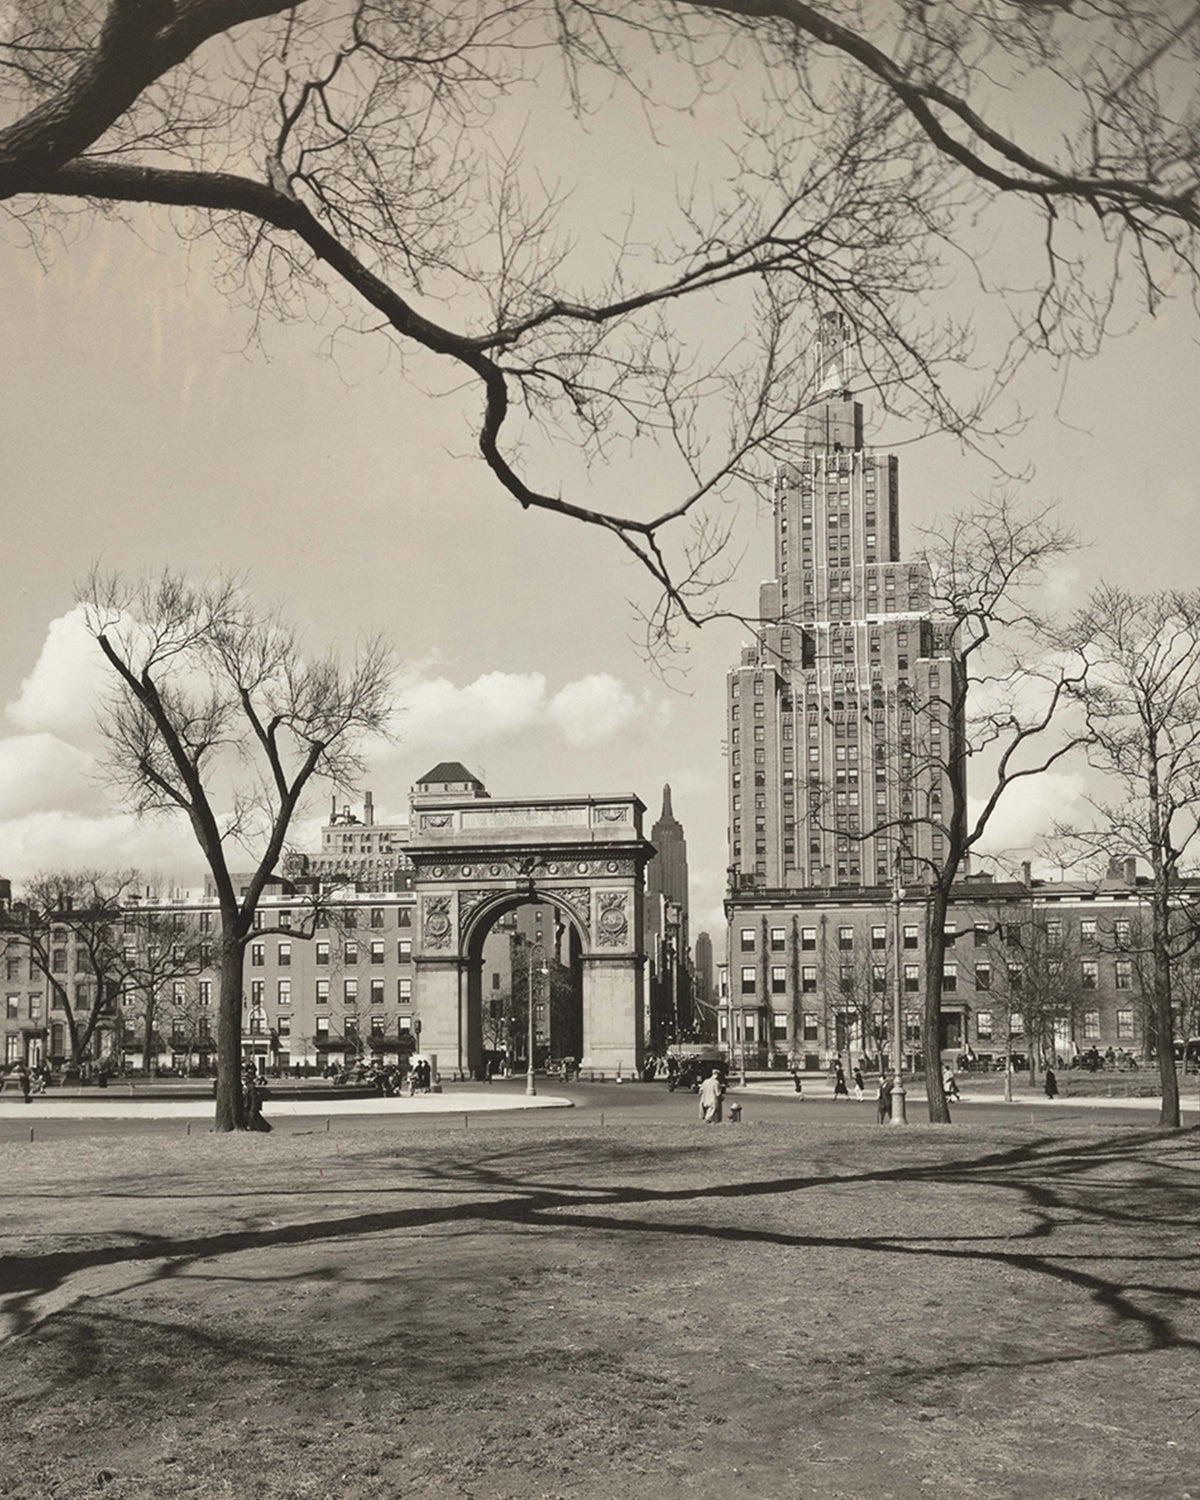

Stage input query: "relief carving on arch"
[
  {"left": 458, "top": 888, "right": 494, "bottom": 929},
  {"left": 596, "top": 889, "right": 629, "bottom": 947},
  {"left": 553, "top": 886, "right": 592, "bottom": 941},
  {"left": 422, "top": 894, "right": 453, "bottom": 950}
]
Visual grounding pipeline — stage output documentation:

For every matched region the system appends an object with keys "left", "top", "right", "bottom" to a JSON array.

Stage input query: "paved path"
[
  {"left": 740, "top": 1077, "right": 1180, "bottom": 1110},
  {"left": 0, "top": 1090, "right": 573, "bottom": 1120}
]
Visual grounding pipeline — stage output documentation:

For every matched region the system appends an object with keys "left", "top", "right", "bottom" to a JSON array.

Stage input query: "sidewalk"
[
  {"left": 0, "top": 1091, "right": 574, "bottom": 1120},
  {"left": 739, "top": 1077, "right": 1184, "bottom": 1111}
]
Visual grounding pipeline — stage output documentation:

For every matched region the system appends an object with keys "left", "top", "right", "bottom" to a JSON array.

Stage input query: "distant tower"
[
  {"left": 645, "top": 785, "right": 692, "bottom": 1044},
  {"left": 693, "top": 931, "right": 714, "bottom": 1037},
  {"left": 725, "top": 318, "right": 961, "bottom": 892}
]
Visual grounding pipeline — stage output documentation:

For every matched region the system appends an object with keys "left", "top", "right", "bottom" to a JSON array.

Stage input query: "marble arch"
[{"left": 407, "top": 792, "right": 653, "bottom": 1076}]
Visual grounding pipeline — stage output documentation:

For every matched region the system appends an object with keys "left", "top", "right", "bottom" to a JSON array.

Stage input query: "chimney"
[
  {"left": 364, "top": 790, "right": 374, "bottom": 828},
  {"left": 1125, "top": 856, "right": 1138, "bottom": 885},
  {"left": 1021, "top": 860, "right": 1032, "bottom": 887},
  {"left": 331, "top": 794, "right": 337, "bottom": 821}
]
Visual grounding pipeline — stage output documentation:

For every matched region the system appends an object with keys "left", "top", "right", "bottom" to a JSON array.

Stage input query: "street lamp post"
[
  {"left": 891, "top": 859, "right": 909, "bottom": 1125},
  {"left": 527, "top": 941, "right": 546, "bottom": 1098}
]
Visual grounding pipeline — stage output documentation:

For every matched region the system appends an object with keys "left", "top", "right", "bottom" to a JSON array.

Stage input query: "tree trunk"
[
  {"left": 924, "top": 884, "right": 951, "bottom": 1123},
  {"left": 142, "top": 1001, "right": 157, "bottom": 1076},
  {"left": 1152, "top": 886, "right": 1181, "bottom": 1129},
  {"left": 214, "top": 935, "right": 246, "bottom": 1131}
]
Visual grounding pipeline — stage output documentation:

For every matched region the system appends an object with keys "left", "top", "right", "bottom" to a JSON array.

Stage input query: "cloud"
[
  {"left": 0, "top": 809, "right": 204, "bottom": 886},
  {"left": 378, "top": 667, "right": 670, "bottom": 755},
  {"left": 393, "top": 670, "right": 548, "bottom": 751},
  {"left": 548, "top": 674, "right": 641, "bottom": 746},
  {"left": 5, "top": 605, "right": 105, "bottom": 736},
  {"left": 0, "top": 734, "right": 95, "bottom": 818},
  {"left": 971, "top": 769, "right": 1090, "bottom": 856}
]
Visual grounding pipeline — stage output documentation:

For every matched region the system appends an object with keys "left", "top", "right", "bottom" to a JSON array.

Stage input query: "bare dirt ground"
[{"left": 1, "top": 1119, "right": 1198, "bottom": 1500}]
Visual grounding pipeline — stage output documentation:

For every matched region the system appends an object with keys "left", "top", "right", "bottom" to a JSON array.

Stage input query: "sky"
[{"left": 2, "top": 17, "right": 1200, "bottom": 957}]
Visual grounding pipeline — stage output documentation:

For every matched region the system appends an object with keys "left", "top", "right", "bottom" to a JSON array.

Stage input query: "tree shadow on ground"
[{"left": 1, "top": 1126, "right": 1197, "bottom": 1385}]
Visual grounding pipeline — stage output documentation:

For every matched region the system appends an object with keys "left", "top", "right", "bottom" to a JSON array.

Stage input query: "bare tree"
[
  {"left": 1057, "top": 586, "right": 1200, "bottom": 1128},
  {"left": 3, "top": 3, "right": 1199, "bottom": 643},
  {"left": 119, "top": 908, "right": 210, "bottom": 1074},
  {"left": 79, "top": 569, "right": 394, "bottom": 1131},
  {"left": 857, "top": 497, "right": 1088, "bottom": 1122},
  {"left": 978, "top": 905, "right": 1086, "bottom": 1098},
  {"left": 0, "top": 869, "right": 145, "bottom": 1074}
]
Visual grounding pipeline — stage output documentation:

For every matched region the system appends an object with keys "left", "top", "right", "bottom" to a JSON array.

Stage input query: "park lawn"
[{"left": 1, "top": 1121, "right": 1198, "bottom": 1500}]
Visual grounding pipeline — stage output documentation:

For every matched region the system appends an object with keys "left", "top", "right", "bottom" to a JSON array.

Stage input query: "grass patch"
[{"left": 2, "top": 1122, "right": 1199, "bottom": 1498}]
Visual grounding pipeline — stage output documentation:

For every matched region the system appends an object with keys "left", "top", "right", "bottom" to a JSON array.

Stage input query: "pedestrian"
[
  {"left": 943, "top": 1068, "right": 960, "bottom": 1102},
  {"left": 852, "top": 1066, "right": 865, "bottom": 1102},
  {"left": 876, "top": 1072, "right": 893, "bottom": 1124},
  {"left": 242, "top": 1063, "right": 272, "bottom": 1132},
  {"left": 1044, "top": 1066, "right": 1058, "bottom": 1100},
  {"left": 17, "top": 1062, "right": 31, "bottom": 1104},
  {"left": 833, "top": 1062, "right": 849, "bottom": 1101},
  {"left": 791, "top": 1064, "right": 804, "bottom": 1095},
  {"left": 697, "top": 1069, "right": 721, "bottom": 1124}
]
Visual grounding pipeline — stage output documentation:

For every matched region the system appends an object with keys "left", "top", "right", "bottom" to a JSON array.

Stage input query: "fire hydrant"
[{"left": 729, "top": 1101, "right": 743, "bottom": 1124}]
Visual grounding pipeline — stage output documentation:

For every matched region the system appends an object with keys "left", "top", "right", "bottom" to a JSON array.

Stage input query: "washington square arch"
[{"left": 406, "top": 767, "right": 654, "bottom": 1077}]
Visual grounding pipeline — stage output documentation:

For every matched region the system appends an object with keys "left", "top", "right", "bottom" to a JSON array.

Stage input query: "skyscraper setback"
[{"left": 727, "top": 315, "right": 958, "bottom": 892}]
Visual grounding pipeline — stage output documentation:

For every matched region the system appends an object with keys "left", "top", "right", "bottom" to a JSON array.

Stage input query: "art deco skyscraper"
[{"left": 727, "top": 315, "right": 958, "bottom": 892}]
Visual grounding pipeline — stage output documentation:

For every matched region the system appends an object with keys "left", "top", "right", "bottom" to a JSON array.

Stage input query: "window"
[
  {"left": 771, "top": 966, "right": 787, "bottom": 995},
  {"left": 770, "top": 927, "right": 786, "bottom": 952},
  {"left": 974, "top": 963, "right": 992, "bottom": 992},
  {"left": 371, "top": 908, "right": 385, "bottom": 929},
  {"left": 1115, "top": 918, "right": 1131, "bottom": 947},
  {"left": 871, "top": 926, "right": 886, "bottom": 950},
  {"left": 250, "top": 943, "right": 264, "bottom": 967},
  {"left": 904, "top": 1012, "right": 921, "bottom": 1043},
  {"left": 838, "top": 927, "right": 854, "bottom": 950},
  {"left": 315, "top": 1016, "right": 330, "bottom": 1038},
  {"left": 315, "top": 979, "right": 329, "bottom": 1005},
  {"left": 740, "top": 966, "right": 756, "bottom": 996},
  {"left": 801, "top": 927, "right": 816, "bottom": 951},
  {"left": 772, "top": 1013, "right": 788, "bottom": 1040},
  {"left": 1115, "top": 960, "right": 1132, "bottom": 991},
  {"left": 1081, "top": 918, "right": 1097, "bottom": 945},
  {"left": 278, "top": 910, "right": 292, "bottom": 931},
  {"left": 344, "top": 978, "right": 358, "bottom": 1004},
  {"left": 370, "top": 941, "right": 385, "bottom": 965},
  {"left": 51, "top": 948, "right": 67, "bottom": 974},
  {"left": 1083, "top": 1010, "right": 1100, "bottom": 1040},
  {"left": 1117, "top": 1008, "right": 1134, "bottom": 1040},
  {"left": 903, "top": 925, "right": 918, "bottom": 950},
  {"left": 973, "top": 924, "right": 989, "bottom": 948},
  {"left": 904, "top": 963, "right": 920, "bottom": 993},
  {"left": 198, "top": 980, "right": 212, "bottom": 1007},
  {"left": 173, "top": 980, "right": 186, "bottom": 1004},
  {"left": 277, "top": 1015, "right": 291, "bottom": 1038},
  {"left": 199, "top": 911, "right": 214, "bottom": 934},
  {"left": 316, "top": 941, "right": 330, "bottom": 966},
  {"left": 801, "top": 966, "right": 817, "bottom": 993},
  {"left": 398, "top": 939, "right": 412, "bottom": 961},
  {"left": 277, "top": 979, "right": 291, "bottom": 1006},
  {"left": 1082, "top": 960, "right": 1098, "bottom": 989},
  {"left": 398, "top": 908, "right": 412, "bottom": 928},
  {"left": 371, "top": 1014, "right": 386, "bottom": 1038},
  {"left": 942, "top": 964, "right": 958, "bottom": 993},
  {"left": 398, "top": 977, "right": 412, "bottom": 1001},
  {"left": 250, "top": 979, "right": 265, "bottom": 1005},
  {"left": 872, "top": 964, "right": 886, "bottom": 994},
  {"left": 277, "top": 942, "right": 291, "bottom": 967},
  {"left": 4, "top": 995, "right": 16, "bottom": 1020},
  {"left": 740, "top": 928, "right": 756, "bottom": 952},
  {"left": 344, "top": 940, "right": 358, "bottom": 964},
  {"left": 976, "top": 1011, "right": 993, "bottom": 1041},
  {"left": 370, "top": 978, "right": 385, "bottom": 1004}
]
